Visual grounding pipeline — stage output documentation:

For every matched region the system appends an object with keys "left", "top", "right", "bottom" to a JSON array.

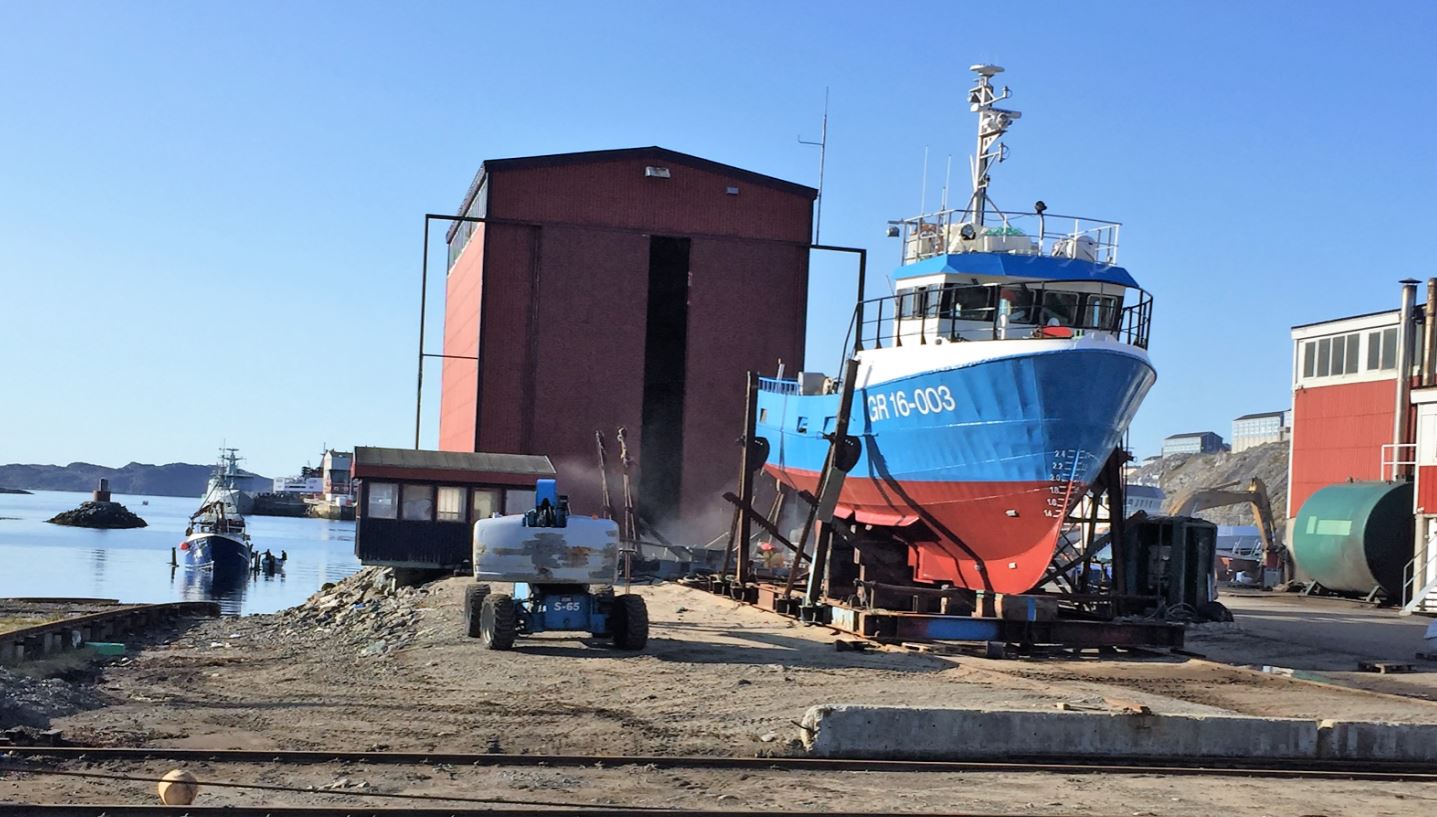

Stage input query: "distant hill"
[
  {"left": 0, "top": 461, "right": 270, "bottom": 498},
  {"left": 1128, "top": 441, "right": 1290, "bottom": 533}
]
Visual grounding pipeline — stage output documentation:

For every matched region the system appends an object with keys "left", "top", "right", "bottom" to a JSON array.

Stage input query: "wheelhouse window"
[
  {"left": 401, "top": 484, "right": 434, "bottom": 521},
  {"left": 997, "top": 287, "right": 1037, "bottom": 324},
  {"left": 923, "top": 284, "right": 943, "bottom": 318},
  {"left": 1083, "top": 294, "right": 1122, "bottom": 330},
  {"left": 436, "top": 486, "right": 466, "bottom": 522},
  {"left": 367, "top": 482, "right": 398, "bottom": 520},
  {"left": 471, "top": 488, "right": 500, "bottom": 521},
  {"left": 1040, "top": 291, "right": 1082, "bottom": 327},
  {"left": 949, "top": 286, "right": 992, "bottom": 320},
  {"left": 897, "top": 287, "right": 920, "bottom": 318}
]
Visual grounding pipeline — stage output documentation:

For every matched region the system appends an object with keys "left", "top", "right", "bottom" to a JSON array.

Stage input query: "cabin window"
[
  {"left": 1083, "top": 294, "right": 1121, "bottom": 330},
  {"left": 1316, "top": 337, "right": 1330, "bottom": 376},
  {"left": 1041, "top": 291, "right": 1082, "bottom": 327},
  {"left": 997, "top": 287, "right": 1037, "bottom": 324},
  {"left": 401, "top": 484, "right": 434, "bottom": 521},
  {"left": 1331, "top": 333, "right": 1346, "bottom": 374},
  {"left": 950, "top": 286, "right": 991, "bottom": 320},
  {"left": 897, "top": 288, "right": 918, "bottom": 318},
  {"left": 471, "top": 488, "right": 500, "bottom": 521},
  {"left": 796, "top": 416, "right": 809, "bottom": 433},
  {"left": 505, "top": 488, "right": 535, "bottom": 515},
  {"left": 1343, "top": 334, "right": 1360, "bottom": 375},
  {"left": 924, "top": 285, "right": 943, "bottom": 318},
  {"left": 1305, "top": 341, "right": 1318, "bottom": 378},
  {"left": 368, "top": 482, "right": 398, "bottom": 520},
  {"left": 1383, "top": 327, "right": 1399, "bottom": 369},
  {"left": 436, "top": 486, "right": 466, "bottom": 522}
]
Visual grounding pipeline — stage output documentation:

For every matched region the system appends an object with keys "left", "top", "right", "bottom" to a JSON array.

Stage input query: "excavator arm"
[{"left": 1167, "top": 478, "right": 1287, "bottom": 584}]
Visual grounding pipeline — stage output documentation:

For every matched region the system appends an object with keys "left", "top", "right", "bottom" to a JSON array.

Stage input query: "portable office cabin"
[{"left": 352, "top": 446, "right": 556, "bottom": 570}]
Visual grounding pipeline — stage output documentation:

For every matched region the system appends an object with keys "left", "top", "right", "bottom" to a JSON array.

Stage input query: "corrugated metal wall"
[
  {"left": 1289, "top": 379, "right": 1402, "bottom": 513},
  {"left": 438, "top": 150, "right": 814, "bottom": 528},
  {"left": 438, "top": 225, "right": 485, "bottom": 451}
]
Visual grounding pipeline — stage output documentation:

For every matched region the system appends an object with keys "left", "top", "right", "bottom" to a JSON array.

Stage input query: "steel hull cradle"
[{"left": 757, "top": 342, "right": 1155, "bottom": 595}]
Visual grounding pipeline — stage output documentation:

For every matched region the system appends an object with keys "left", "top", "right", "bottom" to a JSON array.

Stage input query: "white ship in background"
[{"left": 204, "top": 448, "right": 255, "bottom": 515}]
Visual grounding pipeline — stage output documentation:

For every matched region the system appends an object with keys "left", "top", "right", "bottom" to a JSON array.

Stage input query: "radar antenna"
[{"left": 965, "top": 64, "right": 1021, "bottom": 227}]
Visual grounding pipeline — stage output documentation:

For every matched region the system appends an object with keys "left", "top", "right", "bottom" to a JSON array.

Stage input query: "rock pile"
[
  {"left": 277, "top": 567, "right": 429, "bottom": 657},
  {"left": 47, "top": 501, "right": 147, "bottom": 529},
  {"left": 0, "top": 666, "right": 107, "bottom": 729}
]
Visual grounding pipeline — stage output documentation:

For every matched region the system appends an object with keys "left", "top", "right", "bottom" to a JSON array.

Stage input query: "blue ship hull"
[
  {"left": 181, "top": 533, "right": 253, "bottom": 579},
  {"left": 757, "top": 344, "right": 1155, "bottom": 593}
]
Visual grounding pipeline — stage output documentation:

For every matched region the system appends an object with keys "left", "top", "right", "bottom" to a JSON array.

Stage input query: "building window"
[
  {"left": 401, "top": 484, "right": 434, "bottom": 521},
  {"left": 1304, "top": 342, "right": 1316, "bottom": 378},
  {"left": 472, "top": 488, "right": 500, "bottom": 521},
  {"left": 1382, "top": 327, "right": 1398, "bottom": 370},
  {"left": 368, "top": 482, "right": 398, "bottom": 520},
  {"left": 436, "top": 486, "right": 466, "bottom": 522},
  {"left": 505, "top": 488, "right": 535, "bottom": 514}
]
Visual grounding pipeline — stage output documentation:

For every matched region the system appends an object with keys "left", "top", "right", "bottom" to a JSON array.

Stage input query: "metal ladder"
[{"left": 1401, "top": 530, "right": 1437, "bottom": 615}]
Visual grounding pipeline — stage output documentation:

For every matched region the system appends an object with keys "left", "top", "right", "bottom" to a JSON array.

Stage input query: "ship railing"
[
  {"left": 758, "top": 376, "right": 800, "bottom": 394},
  {"left": 892, "top": 206, "right": 1121, "bottom": 267},
  {"left": 843, "top": 279, "right": 1152, "bottom": 356}
]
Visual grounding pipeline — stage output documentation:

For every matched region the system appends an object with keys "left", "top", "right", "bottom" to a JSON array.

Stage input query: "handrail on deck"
[
  {"left": 845, "top": 278, "right": 1152, "bottom": 356},
  {"left": 895, "top": 206, "right": 1122, "bottom": 266}
]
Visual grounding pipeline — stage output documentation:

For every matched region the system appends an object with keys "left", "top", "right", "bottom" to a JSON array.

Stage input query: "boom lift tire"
[
  {"left": 611, "top": 593, "right": 649, "bottom": 651},
  {"left": 463, "top": 584, "right": 491, "bottom": 638},
  {"left": 480, "top": 593, "right": 517, "bottom": 650}
]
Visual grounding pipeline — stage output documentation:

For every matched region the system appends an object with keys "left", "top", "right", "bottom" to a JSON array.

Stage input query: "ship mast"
[{"left": 966, "top": 64, "right": 1021, "bottom": 228}]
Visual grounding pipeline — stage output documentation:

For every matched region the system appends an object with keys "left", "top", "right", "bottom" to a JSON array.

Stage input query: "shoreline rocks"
[{"left": 46, "top": 501, "right": 147, "bottom": 529}]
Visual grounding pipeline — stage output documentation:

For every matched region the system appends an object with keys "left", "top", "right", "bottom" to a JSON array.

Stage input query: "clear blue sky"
[{"left": 3, "top": 2, "right": 1434, "bottom": 477}]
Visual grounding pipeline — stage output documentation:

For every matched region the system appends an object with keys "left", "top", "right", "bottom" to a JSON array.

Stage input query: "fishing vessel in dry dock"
[{"left": 755, "top": 65, "right": 1155, "bottom": 594}]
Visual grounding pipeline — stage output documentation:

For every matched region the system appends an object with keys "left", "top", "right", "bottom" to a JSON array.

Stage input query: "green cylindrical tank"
[{"left": 1291, "top": 481, "right": 1413, "bottom": 596}]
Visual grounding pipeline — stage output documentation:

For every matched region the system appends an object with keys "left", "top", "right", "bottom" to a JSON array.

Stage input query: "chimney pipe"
[
  {"left": 1394, "top": 279, "right": 1419, "bottom": 479},
  {"left": 1423, "top": 278, "right": 1437, "bottom": 388}
]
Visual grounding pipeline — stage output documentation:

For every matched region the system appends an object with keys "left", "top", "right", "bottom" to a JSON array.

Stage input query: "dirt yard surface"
[
  {"left": 3, "top": 755, "right": 1433, "bottom": 816},
  {"left": 5, "top": 575, "right": 1437, "bottom": 814}
]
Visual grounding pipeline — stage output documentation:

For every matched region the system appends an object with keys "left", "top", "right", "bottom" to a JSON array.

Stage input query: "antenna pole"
[
  {"left": 919, "top": 146, "right": 929, "bottom": 216},
  {"left": 798, "top": 87, "right": 830, "bottom": 244},
  {"left": 966, "top": 64, "right": 1020, "bottom": 228}
]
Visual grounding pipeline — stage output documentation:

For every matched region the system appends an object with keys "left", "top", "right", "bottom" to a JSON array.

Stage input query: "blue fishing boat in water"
[
  {"left": 756, "top": 65, "right": 1156, "bottom": 595},
  {"left": 180, "top": 449, "right": 254, "bottom": 579}
]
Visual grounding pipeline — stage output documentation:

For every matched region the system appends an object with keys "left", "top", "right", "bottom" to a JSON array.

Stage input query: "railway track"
[
  {"left": 0, "top": 804, "right": 1109, "bottom": 809},
  {"left": 5, "top": 746, "right": 1437, "bottom": 782}
]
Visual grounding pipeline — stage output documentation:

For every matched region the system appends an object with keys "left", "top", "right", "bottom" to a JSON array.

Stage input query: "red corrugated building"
[
  {"left": 438, "top": 147, "right": 816, "bottom": 531},
  {"left": 1288, "top": 308, "right": 1412, "bottom": 516}
]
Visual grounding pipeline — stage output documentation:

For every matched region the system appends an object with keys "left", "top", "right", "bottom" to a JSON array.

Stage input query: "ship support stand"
[{"left": 685, "top": 366, "right": 1185, "bottom": 654}]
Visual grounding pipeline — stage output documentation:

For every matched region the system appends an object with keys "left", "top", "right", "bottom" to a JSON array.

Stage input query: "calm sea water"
[{"left": 0, "top": 490, "right": 361, "bottom": 615}]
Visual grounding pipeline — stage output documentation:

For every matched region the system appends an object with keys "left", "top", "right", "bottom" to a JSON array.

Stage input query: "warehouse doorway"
[{"left": 638, "top": 235, "right": 691, "bottom": 524}]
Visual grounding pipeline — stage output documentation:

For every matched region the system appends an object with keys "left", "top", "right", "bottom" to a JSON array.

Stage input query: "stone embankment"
[{"left": 46, "top": 501, "right": 147, "bottom": 529}]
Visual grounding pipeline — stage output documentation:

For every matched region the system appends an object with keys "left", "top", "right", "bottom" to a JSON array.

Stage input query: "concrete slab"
[
  {"left": 1319, "top": 719, "right": 1437, "bottom": 762},
  {"left": 801, "top": 705, "right": 1319, "bottom": 760}
]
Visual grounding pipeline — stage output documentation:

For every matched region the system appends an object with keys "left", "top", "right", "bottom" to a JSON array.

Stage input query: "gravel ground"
[{"left": 5, "top": 574, "right": 1437, "bottom": 814}]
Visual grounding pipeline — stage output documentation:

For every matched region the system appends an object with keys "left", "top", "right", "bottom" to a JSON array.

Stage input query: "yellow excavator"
[{"left": 1166, "top": 477, "right": 1288, "bottom": 587}]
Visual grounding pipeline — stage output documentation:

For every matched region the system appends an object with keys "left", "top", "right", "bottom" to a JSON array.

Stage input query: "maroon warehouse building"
[{"left": 438, "top": 146, "right": 817, "bottom": 533}]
